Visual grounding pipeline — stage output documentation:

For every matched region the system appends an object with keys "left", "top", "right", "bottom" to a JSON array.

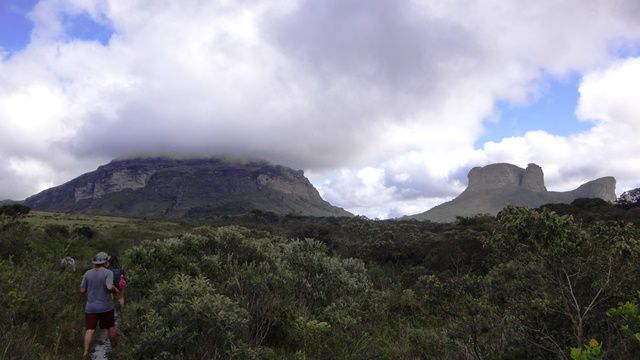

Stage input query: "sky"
[{"left": 1, "top": 0, "right": 640, "bottom": 219}]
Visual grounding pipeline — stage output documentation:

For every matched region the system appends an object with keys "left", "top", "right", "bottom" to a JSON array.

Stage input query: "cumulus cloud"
[
  {"left": 1, "top": 0, "right": 640, "bottom": 218},
  {"left": 473, "top": 58, "right": 640, "bottom": 192}
]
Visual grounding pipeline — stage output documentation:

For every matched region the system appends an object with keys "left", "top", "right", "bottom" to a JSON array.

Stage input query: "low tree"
[
  {"left": 0, "top": 204, "right": 31, "bottom": 226},
  {"left": 485, "top": 206, "right": 640, "bottom": 357},
  {"left": 417, "top": 274, "right": 517, "bottom": 359}
]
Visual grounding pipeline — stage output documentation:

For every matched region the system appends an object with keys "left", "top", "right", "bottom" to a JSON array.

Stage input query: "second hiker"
[{"left": 107, "top": 255, "right": 127, "bottom": 311}]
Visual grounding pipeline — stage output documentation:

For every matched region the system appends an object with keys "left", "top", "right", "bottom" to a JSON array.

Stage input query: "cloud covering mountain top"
[{"left": 1, "top": 0, "right": 640, "bottom": 218}]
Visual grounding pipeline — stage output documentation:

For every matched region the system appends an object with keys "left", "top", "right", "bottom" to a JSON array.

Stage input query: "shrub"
[{"left": 129, "top": 274, "right": 250, "bottom": 359}]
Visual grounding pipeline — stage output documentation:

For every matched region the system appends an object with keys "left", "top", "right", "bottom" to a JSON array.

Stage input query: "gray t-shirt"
[{"left": 80, "top": 267, "right": 114, "bottom": 314}]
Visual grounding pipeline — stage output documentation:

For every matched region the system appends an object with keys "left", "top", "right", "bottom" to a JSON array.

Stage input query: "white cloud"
[
  {"left": 475, "top": 58, "right": 640, "bottom": 194},
  {"left": 1, "top": 0, "right": 640, "bottom": 218},
  {"left": 577, "top": 58, "right": 640, "bottom": 125},
  {"left": 315, "top": 166, "right": 452, "bottom": 219}
]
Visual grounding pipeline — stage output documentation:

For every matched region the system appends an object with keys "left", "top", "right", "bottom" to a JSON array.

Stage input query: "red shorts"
[{"left": 85, "top": 309, "right": 115, "bottom": 330}]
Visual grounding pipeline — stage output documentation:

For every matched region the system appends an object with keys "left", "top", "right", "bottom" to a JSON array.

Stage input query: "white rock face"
[
  {"left": 257, "top": 171, "right": 314, "bottom": 197},
  {"left": 74, "top": 169, "right": 155, "bottom": 202},
  {"left": 619, "top": 188, "right": 640, "bottom": 204}
]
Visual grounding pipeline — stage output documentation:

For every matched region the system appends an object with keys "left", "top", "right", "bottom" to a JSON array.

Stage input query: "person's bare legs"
[
  {"left": 117, "top": 290, "right": 125, "bottom": 311},
  {"left": 83, "top": 329, "right": 95, "bottom": 356},
  {"left": 108, "top": 326, "right": 117, "bottom": 347}
]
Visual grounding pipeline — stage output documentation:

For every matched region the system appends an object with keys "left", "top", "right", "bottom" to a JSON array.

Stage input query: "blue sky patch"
[
  {"left": 0, "top": 0, "right": 38, "bottom": 52},
  {"left": 0, "top": 1, "right": 113, "bottom": 54},
  {"left": 608, "top": 38, "right": 640, "bottom": 58},
  {"left": 61, "top": 12, "right": 113, "bottom": 45},
  {"left": 475, "top": 72, "right": 592, "bottom": 147}
]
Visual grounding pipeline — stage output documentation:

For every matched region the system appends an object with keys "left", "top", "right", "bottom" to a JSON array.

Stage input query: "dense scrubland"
[{"left": 1, "top": 199, "right": 640, "bottom": 359}]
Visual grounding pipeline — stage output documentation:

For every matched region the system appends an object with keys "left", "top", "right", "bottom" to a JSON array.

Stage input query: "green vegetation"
[{"left": 1, "top": 201, "right": 639, "bottom": 359}]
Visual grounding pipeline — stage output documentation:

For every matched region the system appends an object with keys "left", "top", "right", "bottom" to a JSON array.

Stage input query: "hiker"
[
  {"left": 107, "top": 255, "right": 127, "bottom": 311},
  {"left": 80, "top": 252, "right": 118, "bottom": 358}
]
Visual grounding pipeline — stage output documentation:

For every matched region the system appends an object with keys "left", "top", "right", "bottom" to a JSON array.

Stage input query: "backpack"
[
  {"left": 118, "top": 274, "right": 127, "bottom": 288},
  {"left": 111, "top": 268, "right": 126, "bottom": 288}
]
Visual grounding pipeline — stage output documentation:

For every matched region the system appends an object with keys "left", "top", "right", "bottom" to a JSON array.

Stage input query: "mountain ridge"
[{"left": 23, "top": 157, "right": 352, "bottom": 218}]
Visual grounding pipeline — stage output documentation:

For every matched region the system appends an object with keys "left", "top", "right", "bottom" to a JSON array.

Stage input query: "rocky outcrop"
[
  {"left": 568, "top": 178, "right": 616, "bottom": 203},
  {"left": 73, "top": 169, "right": 154, "bottom": 202},
  {"left": 466, "top": 163, "right": 547, "bottom": 192},
  {"left": 409, "top": 163, "right": 616, "bottom": 223},
  {"left": 521, "top": 164, "right": 547, "bottom": 192},
  {"left": 24, "top": 157, "right": 352, "bottom": 218},
  {"left": 618, "top": 188, "right": 640, "bottom": 205}
]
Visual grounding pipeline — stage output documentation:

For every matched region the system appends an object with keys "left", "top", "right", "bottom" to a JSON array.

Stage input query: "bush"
[
  {"left": 124, "top": 226, "right": 372, "bottom": 357},
  {"left": 128, "top": 274, "right": 250, "bottom": 359}
]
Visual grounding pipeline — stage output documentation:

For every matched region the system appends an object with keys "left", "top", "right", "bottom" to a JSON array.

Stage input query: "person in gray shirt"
[{"left": 80, "top": 252, "right": 119, "bottom": 358}]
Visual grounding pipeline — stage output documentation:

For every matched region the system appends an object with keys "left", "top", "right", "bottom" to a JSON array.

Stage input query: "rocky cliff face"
[
  {"left": 409, "top": 163, "right": 616, "bottom": 222},
  {"left": 618, "top": 188, "right": 640, "bottom": 205},
  {"left": 25, "top": 157, "right": 352, "bottom": 218},
  {"left": 466, "top": 163, "right": 547, "bottom": 192}
]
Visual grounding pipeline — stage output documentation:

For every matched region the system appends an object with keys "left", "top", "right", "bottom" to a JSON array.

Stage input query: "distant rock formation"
[
  {"left": 409, "top": 163, "right": 616, "bottom": 222},
  {"left": 24, "top": 157, "right": 352, "bottom": 218},
  {"left": 618, "top": 188, "right": 640, "bottom": 205}
]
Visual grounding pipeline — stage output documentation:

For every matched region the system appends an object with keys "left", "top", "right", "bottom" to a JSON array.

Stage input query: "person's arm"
[
  {"left": 80, "top": 273, "right": 87, "bottom": 294},
  {"left": 105, "top": 270, "right": 118, "bottom": 293}
]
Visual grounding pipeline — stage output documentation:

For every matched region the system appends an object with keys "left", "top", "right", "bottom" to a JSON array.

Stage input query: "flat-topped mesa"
[
  {"left": 409, "top": 162, "right": 616, "bottom": 223},
  {"left": 24, "top": 157, "right": 353, "bottom": 218},
  {"left": 467, "top": 163, "right": 546, "bottom": 192}
]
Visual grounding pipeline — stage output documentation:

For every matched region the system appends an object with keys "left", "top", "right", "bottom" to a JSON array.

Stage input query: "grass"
[{"left": 24, "top": 211, "right": 177, "bottom": 230}]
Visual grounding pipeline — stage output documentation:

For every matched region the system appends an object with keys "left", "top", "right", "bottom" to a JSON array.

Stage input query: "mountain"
[
  {"left": 618, "top": 188, "right": 640, "bottom": 205},
  {"left": 409, "top": 163, "right": 616, "bottom": 222},
  {"left": 24, "top": 157, "right": 352, "bottom": 218}
]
